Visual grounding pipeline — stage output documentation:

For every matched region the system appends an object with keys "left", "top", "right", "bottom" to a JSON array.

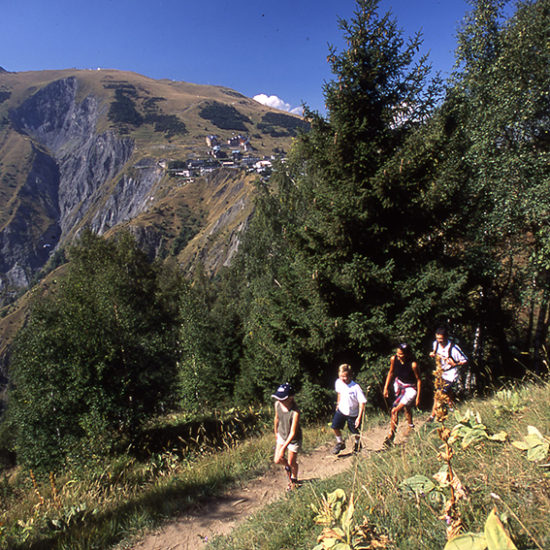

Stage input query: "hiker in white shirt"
[
  {"left": 331, "top": 364, "right": 367, "bottom": 455},
  {"left": 428, "top": 327, "right": 468, "bottom": 421}
]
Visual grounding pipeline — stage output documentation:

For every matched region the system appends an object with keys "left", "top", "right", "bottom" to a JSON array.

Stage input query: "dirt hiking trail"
[{"left": 130, "top": 422, "right": 420, "bottom": 550}]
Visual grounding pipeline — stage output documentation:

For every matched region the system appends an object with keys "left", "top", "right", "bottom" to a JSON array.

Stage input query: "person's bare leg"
[
  {"left": 405, "top": 407, "right": 413, "bottom": 426},
  {"left": 385, "top": 403, "right": 405, "bottom": 446},
  {"left": 288, "top": 450, "right": 298, "bottom": 483}
]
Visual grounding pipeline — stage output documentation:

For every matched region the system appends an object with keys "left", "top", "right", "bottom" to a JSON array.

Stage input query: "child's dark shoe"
[
  {"left": 331, "top": 441, "right": 346, "bottom": 455},
  {"left": 287, "top": 478, "right": 300, "bottom": 491}
]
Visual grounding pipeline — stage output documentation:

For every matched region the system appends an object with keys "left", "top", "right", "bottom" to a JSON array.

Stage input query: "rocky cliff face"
[
  {"left": 2, "top": 76, "right": 169, "bottom": 292},
  {"left": 0, "top": 145, "right": 60, "bottom": 288},
  {"left": 0, "top": 69, "right": 302, "bottom": 304},
  {"left": 11, "top": 77, "right": 137, "bottom": 233}
]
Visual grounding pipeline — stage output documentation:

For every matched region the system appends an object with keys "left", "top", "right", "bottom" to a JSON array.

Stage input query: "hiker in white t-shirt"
[
  {"left": 331, "top": 364, "right": 367, "bottom": 455},
  {"left": 428, "top": 327, "right": 468, "bottom": 422}
]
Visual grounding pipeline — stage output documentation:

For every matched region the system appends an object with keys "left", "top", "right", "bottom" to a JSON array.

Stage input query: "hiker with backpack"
[{"left": 427, "top": 327, "right": 468, "bottom": 422}]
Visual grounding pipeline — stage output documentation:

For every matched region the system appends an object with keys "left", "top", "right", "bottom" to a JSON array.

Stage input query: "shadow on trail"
[{"left": 13, "top": 463, "right": 272, "bottom": 550}]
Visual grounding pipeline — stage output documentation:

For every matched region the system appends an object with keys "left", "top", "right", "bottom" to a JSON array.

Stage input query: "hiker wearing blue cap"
[{"left": 272, "top": 383, "right": 302, "bottom": 490}]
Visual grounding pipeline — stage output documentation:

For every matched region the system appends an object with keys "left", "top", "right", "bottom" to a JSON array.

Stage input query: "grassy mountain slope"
[
  {"left": 0, "top": 68, "right": 308, "bottom": 368},
  {"left": 0, "top": 380, "right": 548, "bottom": 549},
  {"left": 0, "top": 68, "right": 303, "bottom": 158},
  {"left": 0, "top": 68, "right": 306, "bottom": 289}
]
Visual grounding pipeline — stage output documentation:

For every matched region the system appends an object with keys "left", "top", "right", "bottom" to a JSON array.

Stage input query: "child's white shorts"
[
  {"left": 277, "top": 434, "right": 301, "bottom": 453},
  {"left": 393, "top": 380, "right": 417, "bottom": 407}
]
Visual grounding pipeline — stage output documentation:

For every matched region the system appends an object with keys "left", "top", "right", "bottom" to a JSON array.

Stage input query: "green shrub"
[
  {"left": 6, "top": 231, "right": 180, "bottom": 472},
  {"left": 297, "top": 376, "right": 334, "bottom": 423}
]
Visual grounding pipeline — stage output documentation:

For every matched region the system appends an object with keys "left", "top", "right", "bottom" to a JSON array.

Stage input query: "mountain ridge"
[
  {"left": 0, "top": 67, "right": 307, "bottom": 377},
  {"left": 0, "top": 68, "right": 305, "bottom": 297}
]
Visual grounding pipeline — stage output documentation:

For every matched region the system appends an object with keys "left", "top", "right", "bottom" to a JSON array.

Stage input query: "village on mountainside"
[{"left": 156, "top": 133, "right": 279, "bottom": 181}]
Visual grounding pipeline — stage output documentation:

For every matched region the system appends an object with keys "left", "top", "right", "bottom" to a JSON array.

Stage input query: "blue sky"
[{"left": 2, "top": 0, "right": 471, "bottom": 114}]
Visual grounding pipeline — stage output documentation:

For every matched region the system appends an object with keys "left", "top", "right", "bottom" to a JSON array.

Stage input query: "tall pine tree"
[{"left": 236, "top": 0, "right": 466, "bottom": 401}]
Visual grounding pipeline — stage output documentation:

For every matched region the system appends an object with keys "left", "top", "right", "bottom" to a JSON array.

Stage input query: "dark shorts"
[
  {"left": 331, "top": 410, "right": 359, "bottom": 434},
  {"left": 442, "top": 379, "right": 456, "bottom": 395}
]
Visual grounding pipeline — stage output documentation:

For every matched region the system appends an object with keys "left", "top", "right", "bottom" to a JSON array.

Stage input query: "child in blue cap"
[{"left": 272, "top": 382, "right": 302, "bottom": 490}]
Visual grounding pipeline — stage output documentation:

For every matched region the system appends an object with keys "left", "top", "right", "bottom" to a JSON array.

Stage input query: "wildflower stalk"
[
  {"left": 432, "top": 355, "right": 464, "bottom": 539},
  {"left": 29, "top": 470, "right": 44, "bottom": 508},
  {"left": 49, "top": 472, "right": 62, "bottom": 509}
]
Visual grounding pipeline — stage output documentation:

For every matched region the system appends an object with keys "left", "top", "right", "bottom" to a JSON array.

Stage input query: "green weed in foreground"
[
  {"left": 311, "top": 488, "right": 390, "bottom": 549},
  {"left": 208, "top": 381, "right": 550, "bottom": 550}
]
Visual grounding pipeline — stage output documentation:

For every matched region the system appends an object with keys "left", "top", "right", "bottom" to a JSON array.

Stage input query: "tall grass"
[
  {"left": 2, "top": 381, "right": 549, "bottom": 549},
  {"left": 208, "top": 379, "right": 550, "bottom": 550},
  {"left": 0, "top": 413, "right": 332, "bottom": 550}
]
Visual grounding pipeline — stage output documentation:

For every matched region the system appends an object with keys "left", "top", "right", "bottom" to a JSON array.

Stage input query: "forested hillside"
[{"left": 1, "top": 0, "right": 549, "bottom": 513}]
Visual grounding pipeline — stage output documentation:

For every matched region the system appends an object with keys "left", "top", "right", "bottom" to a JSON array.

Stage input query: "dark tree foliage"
[
  {"left": 108, "top": 89, "right": 144, "bottom": 126},
  {"left": 257, "top": 112, "right": 311, "bottom": 137},
  {"left": 429, "top": 0, "right": 550, "bottom": 375},
  {"left": 0, "top": 90, "right": 11, "bottom": 104},
  {"left": 198, "top": 102, "right": 251, "bottom": 131},
  {"left": 208, "top": 266, "right": 246, "bottom": 398},
  {"left": 233, "top": 172, "right": 337, "bottom": 401},
  {"left": 144, "top": 113, "right": 188, "bottom": 137},
  {"left": 260, "top": 112, "right": 310, "bottom": 131},
  {"left": 6, "top": 231, "right": 180, "bottom": 471},
  {"left": 230, "top": 0, "right": 466, "bottom": 403}
]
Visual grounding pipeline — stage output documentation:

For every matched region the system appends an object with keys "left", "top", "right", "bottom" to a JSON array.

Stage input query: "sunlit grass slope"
[
  {"left": 1, "top": 381, "right": 548, "bottom": 549},
  {"left": 209, "top": 380, "right": 550, "bottom": 550}
]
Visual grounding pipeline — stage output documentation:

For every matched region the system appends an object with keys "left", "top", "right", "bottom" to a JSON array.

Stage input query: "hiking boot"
[
  {"left": 353, "top": 440, "right": 362, "bottom": 453},
  {"left": 331, "top": 441, "right": 345, "bottom": 455},
  {"left": 382, "top": 434, "right": 394, "bottom": 449}
]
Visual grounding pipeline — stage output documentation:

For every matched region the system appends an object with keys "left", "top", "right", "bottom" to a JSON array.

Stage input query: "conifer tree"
[
  {"left": 234, "top": 175, "right": 336, "bottom": 401},
  {"left": 287, "top": 0, "right": 458, "bottom": 371},
  {"left": 237, "top": 0, "right": 465, "bottom": 399}
]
